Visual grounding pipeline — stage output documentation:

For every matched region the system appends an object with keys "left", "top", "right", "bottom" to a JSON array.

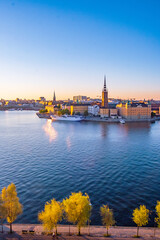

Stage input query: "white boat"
[
  {"left": 119, "top": 119, "right": 126, "bottom": 124},
  {"left": 50, "top": 115, "right": 83, "bottom": 122}
]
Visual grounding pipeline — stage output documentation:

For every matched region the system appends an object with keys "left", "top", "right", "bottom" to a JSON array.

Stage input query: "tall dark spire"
[
  {"left": 53, "top": 91, "right": 56, "bottom": 103},
  {"left": 102, "top": 75, "right": 108, "bottom": 108},
  {"left": 104, "top": 75, "right": 106, "bottom": 91}
]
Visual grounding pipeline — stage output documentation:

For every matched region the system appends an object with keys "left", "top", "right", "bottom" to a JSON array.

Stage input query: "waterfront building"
[
  {"left": 117, "top": 101, "right": 151, "bottom": 119},
  {"left": 73, "top": 95, "right": 87, "bottom": 102},
  {"left": 110, "top": 108, "right": 118, "bottom": 117},
  {"left": 100, "top": 76, "right": 112, "bottom": 117},
  {"left": 101, "top": 76, "right": 108, "bottom": 108},
  {"left": 70, "top": 104, "right": 90, "bottom": 115},
  {"left": 88, "top": 105, "right": 100, "bottom": 116},
  {"left": 99, "top": 108, "right": 110, "bottom": 117},
  {"left": 45, "top": 105, "right": 59, "bottom": 114}
]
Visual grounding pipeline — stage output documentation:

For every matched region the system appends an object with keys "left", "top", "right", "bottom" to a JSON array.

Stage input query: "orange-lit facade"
[
  {"left": 70, "top": 104, "right": 89, "bottom": 115},
  {"left": 117, "top": 102, "right": 151, "bottom": 119},
  {"left": 101, "top": 76, "right": 108, "bottom": 108}
]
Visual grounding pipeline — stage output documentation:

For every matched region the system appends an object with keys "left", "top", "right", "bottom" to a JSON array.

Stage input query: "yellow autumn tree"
[
  {"left": 0, "top": 194, "right": 7, "bottom": 233},
  {"left": 154, "top": 201, "right": 160, "bottom": 236},
  {"left": 132, "top": 205, "right": 149, "bottom": 237},
  {"left": 38, "top": 198, "right": 63, "bottom": 235},
  {"left": 63, "top": 192, "right": 92, "bottom": 235},
  {"left": 1, "top": 183, "right": 23, "bottom": 233},
  {"left": 100, "top": 205, "right": 115, "bottom": 236}
]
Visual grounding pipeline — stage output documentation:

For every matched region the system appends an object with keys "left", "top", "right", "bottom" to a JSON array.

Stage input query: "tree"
[
  {"left": 100, "top": 205, "right": 115, "bottom": 237},
  {"left": 132, "top": 205, "right": 149, "bottom": 237},
  {"left": 58, "top": 109, "right": 70, "bottom": 116},
  {"left": 0, "top": 195, "right": 7, "bottom": 233},
  {"left": 38, "top": 198, "right": 63, "bottom": 235},
  {"left": 2, "top": 183, "right": 23, "bottom": 233},
  {"left": 39, "top": 109, "right": 48, "bottom": 113},
  {"left": 84, "top": 110, "right": 88, "bottom": 117},
  {"left": 63, "top": 192, "right": 91, "bottom": 235},
  {"left": 151, "top": 112, "right": 156, "bottom": 117},
  {"left": 154, "top": 201, "right": 160, "bottom": 236}
]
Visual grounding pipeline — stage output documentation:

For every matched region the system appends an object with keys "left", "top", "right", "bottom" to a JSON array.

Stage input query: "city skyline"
[{"left": 0, "top": 0, "right": 160, "bottom": 100}]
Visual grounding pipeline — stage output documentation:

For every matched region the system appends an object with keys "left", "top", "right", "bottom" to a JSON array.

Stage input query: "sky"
[{"left": 0, "top": 0, "right": 160, "bottom": 100}]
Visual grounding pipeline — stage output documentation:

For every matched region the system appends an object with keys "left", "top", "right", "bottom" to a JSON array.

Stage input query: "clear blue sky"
[{"left": 0, "top": 0, "right": 160, "bottom": 100}]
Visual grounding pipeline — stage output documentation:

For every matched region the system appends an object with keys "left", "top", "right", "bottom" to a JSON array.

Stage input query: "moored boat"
[
  {"left": 50, "top": 115, "right": 83, "bottom": 122},
  {"left": 119, "top": 119, "right": 126, "bottom": 124}
]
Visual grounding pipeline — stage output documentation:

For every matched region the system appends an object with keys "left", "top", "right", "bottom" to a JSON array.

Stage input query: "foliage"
[
  {"left": 84, "top": 110, "right": 88, "bottom": 116},
  {"left": 38, "top": 198, "right": 63, "bottom": 235},
  {"left": 151, "top": 112, "right": 156, "bottom": 117},
  {"left": 39, "top": 109, "right": 48, "bottom": 113},
  {"left": 75, "top": 112, "right": 81, "bottom": 116},
  {"left": 0, "top": 194, "right": 7, "bottom": 233},
  {"left": 155, "top": 201, "right": 160, "bottom": 228},
  {"left": 1, "top": 183, "right": 23, "bottom": 233},
  {"left": 58, "top": 109, "right": 70, "bottom": 115},
  {"left": 132, "top": 205, "right": 149, "bottom": 237},
  {"left": 100, "top": 205, "right": 115, "bottom": 236},
  {"left": 63, "top": 192, "right": 91, "bottom": 235}
]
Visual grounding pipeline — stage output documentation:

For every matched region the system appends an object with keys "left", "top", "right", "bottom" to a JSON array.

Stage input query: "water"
[{"left": 0, "top": 111, "right": 160, "bottom": 226}]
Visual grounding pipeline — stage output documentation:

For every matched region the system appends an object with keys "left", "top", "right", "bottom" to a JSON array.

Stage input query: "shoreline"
[
  {"left": 1, "top": 224, "right": 160, "bottom": 239},
  {"left": 36, "top": 113, "right": 159, "bottom": 123}
]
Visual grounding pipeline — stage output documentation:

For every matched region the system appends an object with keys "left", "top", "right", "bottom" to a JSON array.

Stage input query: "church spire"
[
  {"left": 53, "top": 91, "right": 56, "bottom": 103},
  {"left": 104, "top": 75, "right": 106, "bottom": 91}
]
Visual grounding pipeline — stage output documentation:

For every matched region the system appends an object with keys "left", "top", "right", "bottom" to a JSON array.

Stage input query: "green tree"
[
  {"left": 38, "top": 198, "right": 63, "bottom": 235},
  {"left": 151, "top": 112, "right": 156, "bottom": 117},
  {"left": 63, "top": 192, "right": 91, "bottom": 235},
  {"left": 132, "top": 205, "right": 149, "bottom": 237},
  {"left": 0, "top": 195, "right": 7, "bottom": 233},
  {"left": 2, "top": 183, "right": 23, "bottom": 233},
  {"left": 84, "top": 110, "right": 88, "bottom": 116},
  {"left": 100, "top": 205, "right": 115, "bottom": 237},
  {"left": 61, "top": 109, "right": 70, "bottom": 115},
  {"left": 39, "top": 109, "right": 48, "bottom": 113}
]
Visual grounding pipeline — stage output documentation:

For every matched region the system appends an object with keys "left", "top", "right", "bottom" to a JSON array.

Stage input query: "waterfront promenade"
[{"left": 1, "top": 224, "right": 160, "bottom": 240}]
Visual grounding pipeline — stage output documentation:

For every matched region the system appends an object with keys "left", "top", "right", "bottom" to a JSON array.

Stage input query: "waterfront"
[{"left": 0, "top": 111, "right": 160, "bottom": 226}]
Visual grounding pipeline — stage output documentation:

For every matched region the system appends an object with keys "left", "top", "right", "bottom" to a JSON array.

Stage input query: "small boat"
[
  {"left": 119, "top": 119, "right": 126, "bottom": 124},
  {"left": 50, "top": 115, "right": 83, "bottom": 122}
]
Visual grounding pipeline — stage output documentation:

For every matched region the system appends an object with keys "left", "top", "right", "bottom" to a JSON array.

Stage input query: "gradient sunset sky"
[{"left": 0, "top": 0, "right": 160, "bottom": 100}]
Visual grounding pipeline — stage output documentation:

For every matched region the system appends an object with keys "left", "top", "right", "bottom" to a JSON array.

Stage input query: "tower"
[
  {"left": 53, "top": 91, "right": 56, "bottom": 104},
  {"left": 102, "top": 75, "right": 108, "bottom": 108}
]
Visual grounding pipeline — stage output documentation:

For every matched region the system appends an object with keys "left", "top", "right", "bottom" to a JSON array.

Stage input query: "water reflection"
[
  {"left": 100, "top": 123, "right": 109, "bottom": 138},
  {"left": 66, "top": 136, "right": 71, "bottom": 149},
  {"left": 43, "top": 120, "right": 58, "bottom": 142}
]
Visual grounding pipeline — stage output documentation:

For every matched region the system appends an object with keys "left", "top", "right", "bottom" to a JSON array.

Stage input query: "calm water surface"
[{"left": 0, "top": 111, "right": 160, "bottom": 226}]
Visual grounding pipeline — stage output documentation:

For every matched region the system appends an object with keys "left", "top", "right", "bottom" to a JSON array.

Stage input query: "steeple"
[
  {"left": 103, "top": 75, "right": 106, "bottom": 92},
  {"left": 53, "top": 91, "right": 56, "bottom": 103},
  {"left": 102, "top": 75, "right": 108, "bottom": 108}
]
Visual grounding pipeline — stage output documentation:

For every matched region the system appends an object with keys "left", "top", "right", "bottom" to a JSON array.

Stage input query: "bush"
[{"left": 39, "top": 109, "right": 48, "bottom": 113}]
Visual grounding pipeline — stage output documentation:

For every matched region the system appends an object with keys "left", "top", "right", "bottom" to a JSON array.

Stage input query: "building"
[
  {"left": 99, "top": 108, "right": 110, "bottom": 117},
  {"left": 100, "top": 76, "right": 110, "bottom": 117},
  {"left": 70, "top": 104, "right": 90, "bottom": 115},
  {"left": 53, "top": 91, "right": 56, "bottom": 104},
  {"left": 88, "top": 105, "right": 100, "bottom": 116},
  {"left": 101, "top": 76, "right": 108, "bottom": 108},
  {"left": 45, "top": 105, "right": 59, "bottom": 114},
  {"left": 39, "top": 97, "right": 46, "bottom": 101},
  {"left": 117, "top": 101, "right": 151, "bottom": 120},
  {"left": 73, "top": 95, "right": 87, "bottom": 102}
]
